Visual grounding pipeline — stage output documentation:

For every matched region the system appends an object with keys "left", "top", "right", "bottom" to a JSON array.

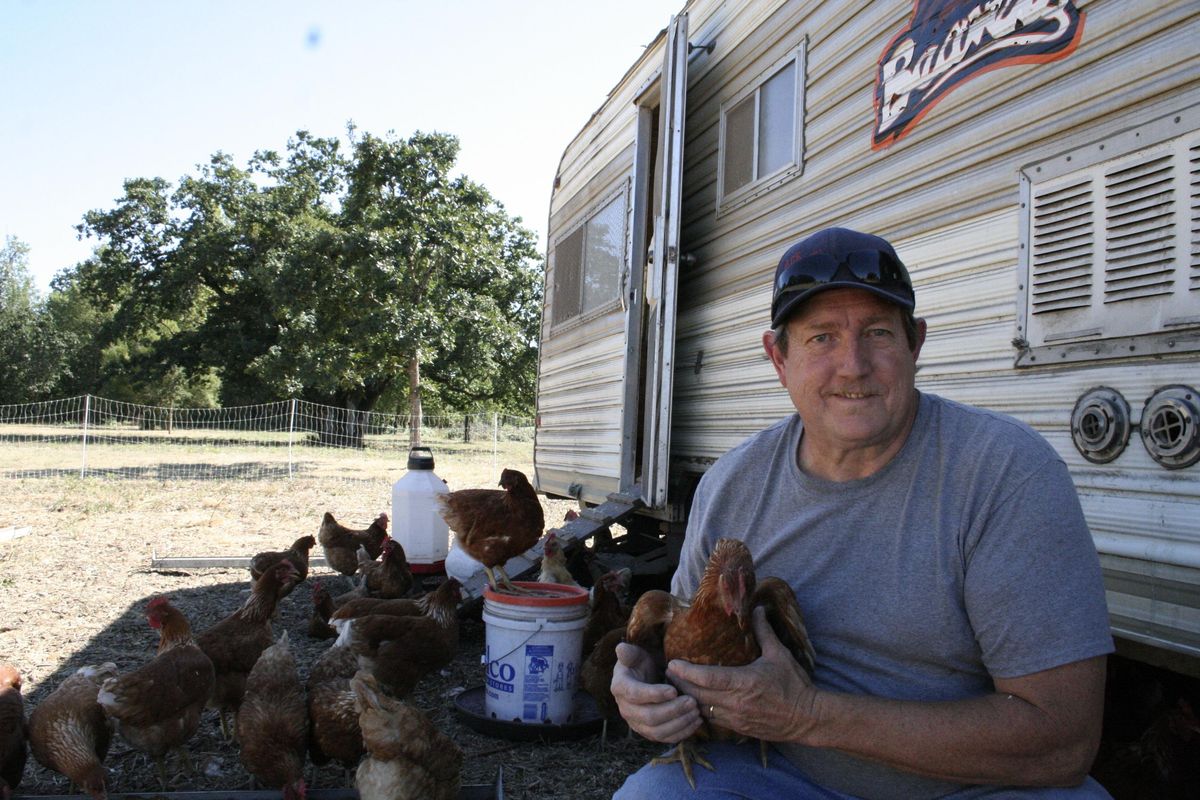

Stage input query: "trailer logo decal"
[{"left": 873, "top": 0, "right": 1085, "bottom": 149}]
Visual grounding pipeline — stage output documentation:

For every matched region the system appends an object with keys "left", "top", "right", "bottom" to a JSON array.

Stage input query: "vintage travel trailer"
[{"left": 534, "top": 0, "right": 1199, "bottom": 673}]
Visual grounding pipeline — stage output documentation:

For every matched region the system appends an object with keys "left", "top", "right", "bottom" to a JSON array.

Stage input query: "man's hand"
[
  {"left": 612, "top": 641, "right": 703, "bottom": 743},
  {"left": 666, "top": 606, "right": 819, "bottom": 742}
]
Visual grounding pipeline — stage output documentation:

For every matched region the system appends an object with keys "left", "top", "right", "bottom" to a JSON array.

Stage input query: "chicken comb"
[{"left": 146, "top": 596, "right": 172, "bottom": 612}]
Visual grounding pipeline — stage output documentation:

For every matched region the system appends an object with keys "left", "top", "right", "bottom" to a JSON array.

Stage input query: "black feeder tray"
[{"left": 453, "top": 685, "right": 604, "bottom": 742}]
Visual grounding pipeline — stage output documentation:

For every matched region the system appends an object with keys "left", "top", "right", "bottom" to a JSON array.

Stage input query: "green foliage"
[
  {"left": 0, "top": 237, "right": 70, "bottom": 404},
  {"left": 68, "top": 127, "right": 542, "bottom": 415}
]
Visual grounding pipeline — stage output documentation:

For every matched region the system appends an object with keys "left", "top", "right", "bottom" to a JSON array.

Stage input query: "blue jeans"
[{"left": 612, "top": 742, "right": 1114, "bottom": 800}]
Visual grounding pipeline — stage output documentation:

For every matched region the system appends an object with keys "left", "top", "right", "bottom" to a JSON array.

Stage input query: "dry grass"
[{"left": 0, "top": 443, "right": 661, "bottom": 799}]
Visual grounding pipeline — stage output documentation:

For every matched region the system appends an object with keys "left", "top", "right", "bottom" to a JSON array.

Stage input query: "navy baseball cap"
[{"left": 771, "top": 227, "right": 915, "bottom": 328}]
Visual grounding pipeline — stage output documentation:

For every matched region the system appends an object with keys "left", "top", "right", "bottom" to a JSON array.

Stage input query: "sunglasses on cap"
[
  {"left": 774, "top": 249, "right": 912, "bottom": 295},
  {"left": 771, "top": 248, "right": 914, "bottom": 322}
]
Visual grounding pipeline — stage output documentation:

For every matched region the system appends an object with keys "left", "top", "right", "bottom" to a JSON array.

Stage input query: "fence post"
[
  {"left": 492, "top": 412, "right": 499, "bottom": 474},
  {"left": 80, "top": 394, "right": 91, "bottom": 478},
  {"left": 288, "top": 398, "right": 297, "bottom": 478}
]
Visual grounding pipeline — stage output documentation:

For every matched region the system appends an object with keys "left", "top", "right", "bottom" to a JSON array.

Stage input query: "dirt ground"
[
  {"left": 2, "top": 470, "right": 1195, "bottom": 799},
  {"left": 0, "top": 473, "right": 661, "bottom": 800}
]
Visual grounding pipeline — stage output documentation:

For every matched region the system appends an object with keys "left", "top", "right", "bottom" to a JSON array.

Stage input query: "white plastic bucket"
[{"left": 482, "top": 581, "right": 589, "bottom": 724}]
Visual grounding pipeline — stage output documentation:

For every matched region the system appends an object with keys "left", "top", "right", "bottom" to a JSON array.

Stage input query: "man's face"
[{"left": 763, "top": 287, "right": 925, "bottom": 458}]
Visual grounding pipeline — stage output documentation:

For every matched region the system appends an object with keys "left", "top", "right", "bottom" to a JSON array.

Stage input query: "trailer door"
[{"left": 620, "top": 13, "right": 689, "bottom": 509}]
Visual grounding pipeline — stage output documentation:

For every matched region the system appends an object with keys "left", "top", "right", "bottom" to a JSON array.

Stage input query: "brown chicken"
[
  {"left": 236, "top": 632, "right": 307, "bottom": 800},
  {"left": 306, "top": 643, "right": 363, "bottom": 781},
  {"left": 581, "top": 625, "right": 627, "bottom": 744},
  {"left": 318, "top": 512, "right": 389, "bottom": 577},
  {"left": 96, "top": 597, "right": 215, "bottom": 788},
  {"left": 330, "top": 583, "right": 447, "bottom": 622},
  {"left": 250, "top": 535, "right": 317, "bottom": 598},
  {"left": 307, "top": 645, "right": 362, "bottom": 776},
  {"left": 307, "top": 581, "right": 337, "bottom": 641},
  {"left": 332, "top": 579, "right": 462, "bottom": 698},
  {"left": 537, "top": 531, "right": 577, "bottom": 586},
  {"left": 436, "top": 468, "right": 544, "bottom": 592},
  {"left": 196, "top": 560, "right": 300, "bottom": 738},
  {"left": 351, "top": 671, "right": 462, "bottom": 800},
  {"left": 582, "top": 568, "right": 632, "bottom": 659},
  {"left": 359, "top": 538, "right": 413, "bottom": 599},
  {"left": 626, "top": 538, "right": 815, "bottom": 788},
  {"left": 28, "top": 663, "right": 118, "bottom": 800},
  {"left": 0, "top": 663, "right": 26, "bottom": 800}
]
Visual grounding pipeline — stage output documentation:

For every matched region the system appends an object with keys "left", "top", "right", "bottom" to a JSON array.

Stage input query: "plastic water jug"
[{"left": 392, "top": 446, "right": 450, "bottom": 574}]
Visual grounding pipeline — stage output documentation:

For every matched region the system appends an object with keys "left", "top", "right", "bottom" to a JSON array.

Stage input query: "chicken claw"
[{"left": 650, "top": 740, "right": 714, "bottom": 790}]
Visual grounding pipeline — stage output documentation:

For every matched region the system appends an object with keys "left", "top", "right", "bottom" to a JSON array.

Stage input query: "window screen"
[
  {"left": 723, "top": 96, "right": 755, "bottom": 195},
  {"left": 551, "top": 227, "right": 583, "bottom": 326},
  {"left": 551, "top": 188, "right": 627, "bottom": 327},
  {"left": 582, "top": 194, "right": 624, "bottom": 314}
]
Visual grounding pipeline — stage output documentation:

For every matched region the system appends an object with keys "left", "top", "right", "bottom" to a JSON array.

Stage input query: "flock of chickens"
[{"left": 0, "top": 467, "right": 817, "bottom": 799}]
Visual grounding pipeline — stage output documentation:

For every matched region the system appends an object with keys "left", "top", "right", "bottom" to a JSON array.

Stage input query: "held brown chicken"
[
  {"left": 0, "top": 663, "right": 26, "bottom": 800},
  {"left": 250, "top": 535, "right": 317, "bottom": 599},
  {"left": 28, "top": 663, "right": 118, "bottom": 800},
  {"left": 306, "top": 643, "right": 363, "bottom": 783},
  {"left": 351, "top": 671, "right": 462, "bottom": 800},
  {"left": 332, "top": 579, "right": 462, "bottom": 698},
  {"left": 358, "top": 538, "right": 413, "bottom": 599},
  {"left": 318, "top": 512, "right": 389, "bottom": 577},
  {"left": 307, "top": 581, "right": 337, "bottom": 641},
  {"left": 196, "top": 560, "right": 300, "bottom": 738},
  {"left": 236, "top": 632, "right": 307, "bottom": 800},
  {"left": 436, "top": 468, "right": 544, "bottom": 592},
  {"left": 96, "top": 597, "right": 215, "bottom": 789},
  {"left": 626, "top": 538, "right": 815, "bottom": 788}
]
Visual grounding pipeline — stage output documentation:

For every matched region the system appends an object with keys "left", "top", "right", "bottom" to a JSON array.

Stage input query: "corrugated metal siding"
[
  {"left": 534, "top": 39, "right": 663, "bottom": 501},
  {"left": 666, "top": 0, "right": 1200, "bottom": 654},
  {"left": 539, "top": 0, "right": 1200, "bottom": 654}
]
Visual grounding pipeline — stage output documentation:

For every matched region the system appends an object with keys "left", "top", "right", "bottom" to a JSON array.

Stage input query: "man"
[{"left": 612, "top": 227, "right": 1114, "bottom": 798}]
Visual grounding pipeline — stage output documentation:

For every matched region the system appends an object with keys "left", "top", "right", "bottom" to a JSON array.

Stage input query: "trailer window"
[
  {"left": 718, "top": 43, "right": 806, "bottom": 211},
  {"left": 551, "top": 190, "right": 627, "bottom": 327}
]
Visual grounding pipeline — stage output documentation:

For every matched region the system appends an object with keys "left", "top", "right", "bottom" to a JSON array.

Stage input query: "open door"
[{"left": 618, "top": 13, "right": 689, "bottom": 509}]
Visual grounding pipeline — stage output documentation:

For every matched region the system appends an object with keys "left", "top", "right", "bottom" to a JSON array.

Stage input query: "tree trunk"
[{"left": 408, "top": 353, "right": 422, "bottom": 448}]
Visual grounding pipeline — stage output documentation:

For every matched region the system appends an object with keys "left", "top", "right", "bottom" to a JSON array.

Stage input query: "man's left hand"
[{"left": 666, "top": 606, "right": 820, "bottom": 743}]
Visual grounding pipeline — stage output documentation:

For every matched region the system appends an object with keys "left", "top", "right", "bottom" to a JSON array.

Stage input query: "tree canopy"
[{"left": 67, "top": 128, "right": 543, "bottom": 417}]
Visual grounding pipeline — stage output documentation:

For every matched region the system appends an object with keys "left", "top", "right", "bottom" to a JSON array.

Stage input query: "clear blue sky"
[{"left": 1, "top": 0, "right": 683, "bottom": 291}]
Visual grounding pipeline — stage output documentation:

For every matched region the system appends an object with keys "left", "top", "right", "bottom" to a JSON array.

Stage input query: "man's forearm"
[{"left": 799, "top": 657, "right": 1105, "bottom": 787}]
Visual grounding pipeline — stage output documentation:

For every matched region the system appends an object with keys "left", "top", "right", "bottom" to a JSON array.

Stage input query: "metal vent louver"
[
  {"left": 1018, "top": 110, "right": 1200, "bottom": 362},
  {"left": 1190, "top": 141, "right": 1200, "bottom": 291},
  {"left": 1030, "top": 178, "right": 1093, "bottom": 315},
  {"left": 1104, "top": 153, "right": 1175, "bottom": 303}
]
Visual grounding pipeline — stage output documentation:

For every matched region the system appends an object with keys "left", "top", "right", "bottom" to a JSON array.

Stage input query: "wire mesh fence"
[{"left": 0, "top": 395, "right": 534, "bottom": 481}]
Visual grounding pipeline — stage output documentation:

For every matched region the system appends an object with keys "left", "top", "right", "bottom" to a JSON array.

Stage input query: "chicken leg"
[{"left": 650, "top": 740, "right": 714, "bottom": 790}]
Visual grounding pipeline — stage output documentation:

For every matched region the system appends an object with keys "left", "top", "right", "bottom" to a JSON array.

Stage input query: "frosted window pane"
[
  {"left": 758, "top": 62, "right": 795, "bottom": 177},
  {"left": 723, "top": 96, "right": 754, "bottom": 195},
  {"left": 582, "top": 194, "right": 625, "bottom": 314}
]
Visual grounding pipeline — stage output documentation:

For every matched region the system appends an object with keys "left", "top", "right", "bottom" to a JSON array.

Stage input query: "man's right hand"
[{"left": 611, "top": 642, "right": 703, "bottom": 743}]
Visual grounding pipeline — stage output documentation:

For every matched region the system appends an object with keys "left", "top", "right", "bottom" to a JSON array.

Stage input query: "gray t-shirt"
[{"left": 672, "top": 391, "right": 1114, "bottom": 799}]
